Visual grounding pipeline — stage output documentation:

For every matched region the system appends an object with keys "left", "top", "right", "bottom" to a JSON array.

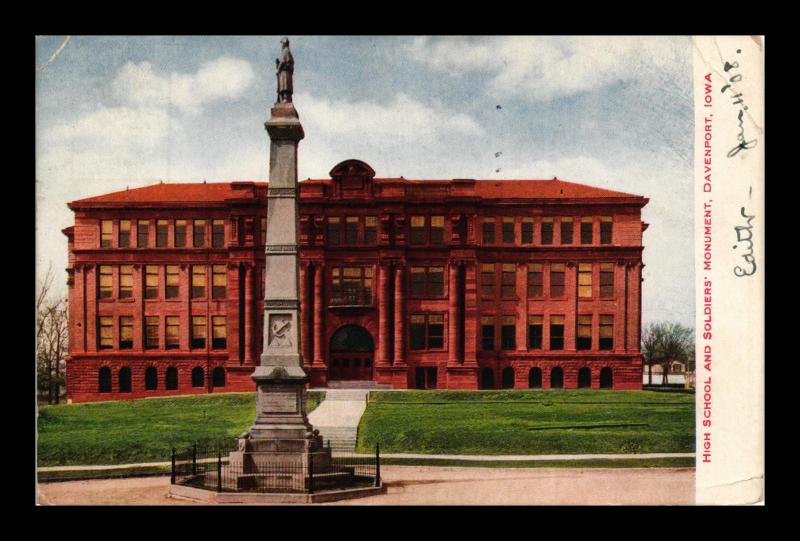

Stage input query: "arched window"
[
  {"left": 528, "top": 367, "right": 542, "bottom": 389},
  {"left": 550, "top": 367, "right": 563, "bottom": 389},
  {"left": 166, "top": 366, "right": 178, "bottom": 390},
  {"left": 212, "top": 367, "right": 226, "bottom": 388},
  {"left": 191, "top": 367, "right": 204, "bottom": 388},
  {"left": 145, "top": 366, "right": 158, "bottom": 390},
  {"left": 600, "top": 367, "right": 613, "bottom": 389},
  {"left": 98, "top": 367, "right": 112, "bottom": 393},
  {"left": 480, "top": 367, "right": 495, "bottom": 390},
  {"left": 501, "top": 367, "right": 515, "bottom": 389},
  {"left": 119, "top": 367, "right": 132, "bottom": 393},
  {"left": 578, "top": 367, "right": 591, "bottom": 388}
]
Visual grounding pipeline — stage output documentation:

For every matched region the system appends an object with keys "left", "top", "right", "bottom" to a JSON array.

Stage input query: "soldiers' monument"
[
  {"left": 235, "top": 35, "right": 331, "bottom": 479},
  {"left": 171, "top": 38, "right": 383, "bottom": 502}
]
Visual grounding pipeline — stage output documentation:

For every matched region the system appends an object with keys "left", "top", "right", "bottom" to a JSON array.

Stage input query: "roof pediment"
[{"left": 328, "top": 159, "right": 376, "bottom": 180}]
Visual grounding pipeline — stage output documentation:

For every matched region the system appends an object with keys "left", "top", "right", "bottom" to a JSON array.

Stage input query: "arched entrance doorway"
[{"left": 329, "top": 325, "right": 375, "bottom": 381}]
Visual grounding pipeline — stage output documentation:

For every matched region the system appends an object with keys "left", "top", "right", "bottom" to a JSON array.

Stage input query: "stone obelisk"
[{"left": 240, "top": 37, "right": 326, "bottom": 462}]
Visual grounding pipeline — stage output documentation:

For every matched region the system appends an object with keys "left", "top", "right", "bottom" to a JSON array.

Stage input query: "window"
[
  {"left": 600, "top": 367, "right": 613, "bottom": 389},
  {"left": 578, "top": 263, "right": 593, "bottom": 298},
  {"left": 502, "top": 217, "right": 515, "bottom": 244},
  {"left": 166, "top": 366, "right": 178, "bottom": 390},
  {"left": 327, "top": 217, "right": 340, "bottom": 245},
  {"left": 409, "top": 314, "right": 445, "bottom": 350},
  {"left": 578, "top": 367, "right": 591, "bottom": 388},
  {"left": 212, "top": 367, "right": 226, "bottom": 388},
  {"left": 600, "top": 216, "right": 613, "bottom": 244},
  {"left": 212, "top": 316, "right": 226, "bottom": 349},
  {"left": 410, "top": 216, "right": 425, "bottom": 244},
  {"left": 165, "top": 316, "right": 179, "bottom": 350},
  {"left": 528, "top": 315, "right": 543, "bottom": 349},
  {"left": 521, "top": 218, "right": 533, "bottom": 244},
  {"left": 145, "top": 266, "right": 158, "bottom": 299},
  {"left": 481, "top": 367, "right": 495, "bottom": 390},
  {"left": 175, "top": 220, "right": 187, "bottom": 247},
  {"left": 100, "top": 220, "right": 112, "bottom": 248},
  {"left": 145, "top": 316, "right": 159, "bottom": 349},
  {"left": 580, "top": 217, "right": 593, "bottom": 244},
  {"left": 98, "top": 316, "right": 113, "bottom": 350},
  {"left": 98, "top": 265, "right": 112, "bottom": 299},
  {"left": 480, "top": 264, "right": 495, "bottom": 298},
  {"left": 482, "top": 218, "right": 495, "bottom": 244},
  {"left": 137, "top": 220, "right": 149, "bottom": 247},
  {"left": 191, "top": 316, "right": 206, "bottom": 349},
  {"left": 365, "top": 216, "right": 378, "bottom": 244},
  {"left": 550, "top": 263, "right": 565, "bottom": 297},
  {"left": 260, "top": 216, "right": 267, "bottom": 245},
  {"left": 600, "top": 263, "right": 614, "bottom": 298},
  {"left": 550, "top": 367, "right": 564, "bottom": 389},
  {"left": 529, "top": 367, "right": 542, "bottom": 389},
  {"left": 431, "top": 216, "right": 445, "bottom": 244},
  {"left": 166, "top": 265, "right": 179, "bottom": 299},
  {"left": 410, "top": 266, "right": 444, "bottom": 297},
  {"left": 212, "top": 220, "right": 225, "bottom": 248},
  {"left": 345, "top": 216, "right": 359, "bottom": 244},
  {"left": 502, "top": 367, "right": 515, "bottom": 389},
  {"left": 192, "top": 367, "right": 204, "bottom": 388},
  {"left": 577, "top": 314, "right": 592, "bottom": 350},
  {"left": 550, "top": 315, "right": 564, "bottom": 350},
  {"left": 145, "top": 366, "right": 158, "bottom": 390},
  {"left": 119, "top": 265, "right": 133, "bottom": 299},
  {"left": 156, "top": 220, "right": 168, "bottom": 247},
  {"left": 98, "top": 367, "right": 112, "bottom": 393},
  {"left": 212, "top": 265, "right": 227, "bottom": 299},
  {"left": 119, "top": 316, "right": 133, "bottom": 349},
  {"left": 191, "top": 266, "right": 206, "bottom": 298},
  {"left": 119, "top": 220, "right": 131, "bottom": 247},
  {"left": 119, "top": 367, "right": 132, "bottom": 393},
  {"left": 501, "top": 315, "right": 516, "bottom": 350},
  {"left": 501, "top": 264, "right": 516, "bottom": 298},
  {"left": 330, "top": 266, "right": 373, "bottom": 306},
  {"left": 428, "top": 314, "right": 444, "bottom": 349},
  {"left": 193, "top": 220, "right": 206, "bottom": 247},
  {"left": 599, "top": 315, "right": 614, "bottom": 350},
  {"left": 541, "top": 218, "right": 554, "bottom": 244},
  {"left": 527, "top": 263, "right": 543, "bottom": 297},
  {"left": 560, "top": 218, "right": 573, "bottom": 244},
  {"left": 481, "top": 316, "right": 494, "bottom": 351}
]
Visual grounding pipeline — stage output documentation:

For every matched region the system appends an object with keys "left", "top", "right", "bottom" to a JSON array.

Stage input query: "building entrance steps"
[{"left": 308, "top": 389, "right": 370, "bottom": 451}]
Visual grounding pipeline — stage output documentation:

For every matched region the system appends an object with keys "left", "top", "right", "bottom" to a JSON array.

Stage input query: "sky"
[{"left": 35, "top": 35, "right": 695, "bottom": 328}]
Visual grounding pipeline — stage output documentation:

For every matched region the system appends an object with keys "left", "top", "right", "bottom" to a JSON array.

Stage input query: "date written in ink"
[{"left": 722, "top": 49, "right": 758, "bottom": 158}]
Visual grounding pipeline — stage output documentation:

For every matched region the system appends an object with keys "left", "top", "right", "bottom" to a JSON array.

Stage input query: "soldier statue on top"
[{"left": 276, "top": 37, "right": 294, "bottom": 103}]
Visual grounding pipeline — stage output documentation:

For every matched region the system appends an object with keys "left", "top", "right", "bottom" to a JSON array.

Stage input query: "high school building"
[{"left": 64, "top": 159, "right": 648, "bottom": 402}]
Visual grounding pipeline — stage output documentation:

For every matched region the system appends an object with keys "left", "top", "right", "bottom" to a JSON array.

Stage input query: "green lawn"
[
  {"left": 37, "top": 391, "right": 324, "bottom": 467},
  {"left": 356, "top": 390, "right": 694, "bottom": 455}
]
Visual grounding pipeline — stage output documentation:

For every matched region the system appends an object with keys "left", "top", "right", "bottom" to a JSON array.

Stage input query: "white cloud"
[
  {"left": 111, "top": 56, "right": 254, "bottom": 114},
  {"left": 407, "top": 36, "right": 687, "bottom": 102},
  {"left": 295, "top": 91, "right": 483, "bottom": 143}
]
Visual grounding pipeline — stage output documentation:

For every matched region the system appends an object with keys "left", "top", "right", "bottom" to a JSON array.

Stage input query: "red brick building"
[{"left": 64, "top": 159, "right": 648, "bottom": 402}]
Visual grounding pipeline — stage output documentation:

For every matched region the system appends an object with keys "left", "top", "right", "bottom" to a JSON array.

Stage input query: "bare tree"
[
  {"left": 641, "top": 322, "right": 693, "bottom": 386},
  {"left": 37, "top": 267, "right": 68, "bottom": 405}
]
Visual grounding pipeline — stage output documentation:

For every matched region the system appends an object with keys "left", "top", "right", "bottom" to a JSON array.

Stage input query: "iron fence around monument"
[{"left": 171, "top": 439, "right": 381, "bottom": 494}]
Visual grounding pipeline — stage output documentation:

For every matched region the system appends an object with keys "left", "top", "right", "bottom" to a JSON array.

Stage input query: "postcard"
[{"left": 35, "top": 35, "right": 764, "bottom": 506}]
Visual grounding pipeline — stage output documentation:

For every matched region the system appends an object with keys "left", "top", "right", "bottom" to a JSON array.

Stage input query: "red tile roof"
[{"left": 69, "top": 178, "right": 644, "bottom": 207}]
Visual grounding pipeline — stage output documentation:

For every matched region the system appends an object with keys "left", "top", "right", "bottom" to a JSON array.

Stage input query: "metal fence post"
[
  {"left": 375, "top": 443, "right": 381, "bottom": 487},
  {"left": 171, "top": 447, "right": 176, "bottom": 485},
  {"left": 217, "top": 449, "right": 222, "bottom": 493},
  {"left": 308, "top": 451, "right": 314, "bottom": 494},
  {"left": 192, "top": 442, "right": 197, "bottom": 476}
]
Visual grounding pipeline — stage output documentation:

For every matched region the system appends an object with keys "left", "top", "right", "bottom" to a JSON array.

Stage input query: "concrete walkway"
[
  {"left": 307, "top": 389, "right": 369, "bottom": 451},
  {"left": 38, "top": 452, "right": 695, "bottom": 472}
]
